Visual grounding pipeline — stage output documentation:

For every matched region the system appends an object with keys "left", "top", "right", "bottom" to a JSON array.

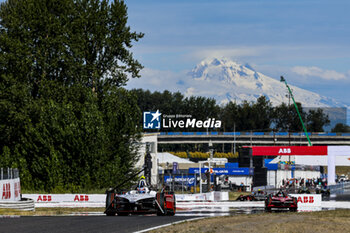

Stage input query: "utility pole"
[{"left": 280, "top": 76, "right": 312, "bottom": 146}]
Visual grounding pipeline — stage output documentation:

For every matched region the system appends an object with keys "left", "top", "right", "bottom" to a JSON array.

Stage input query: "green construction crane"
[{"left": 280, "top": 76, "right": 312, "bottom": 146}]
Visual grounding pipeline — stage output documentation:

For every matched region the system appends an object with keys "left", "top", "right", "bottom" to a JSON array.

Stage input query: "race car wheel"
[
  {"left": 105, "top": 190, "right": 116, "bottom": 216},
  {"left": 265, "top": 197, "right": 271, "bottom": 211},
  {"left": 117, "top": 212, "right": 129, "bottom": 216},
  {"left": 167, "top": 195, "right": 176, "bottom": 216},
  {"left": 156, "top": 193, "right": 167, "bottom": 216}
]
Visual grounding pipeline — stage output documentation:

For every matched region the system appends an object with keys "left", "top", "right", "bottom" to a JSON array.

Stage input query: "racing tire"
[
  {"left": 117, "top": 212, "right": 129, "bottom": 216},
  {"left": 289, "top": 207, "right": 297, "bottom": 212},
  {"left": 167, "top": 195, "right": 176, "bottom": 216},
  {"left": 105, "top": 190, "right": 116, "bottom": 216},
  {"left": 265, "top": 197, "right": 272, "bottom": 211},
  {"left": 156, "top": 193, "right": 167, "bottom": 216}
]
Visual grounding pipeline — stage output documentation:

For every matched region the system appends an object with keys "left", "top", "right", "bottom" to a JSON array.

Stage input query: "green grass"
[{"left": 0, "top": 207, "right": 105, "bottom": 216}]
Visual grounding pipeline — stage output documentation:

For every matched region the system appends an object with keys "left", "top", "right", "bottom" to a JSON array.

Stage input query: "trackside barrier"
[
  {"left": 0, "top": 198, "right": 34, "bottom": 211},
  {"left": 290, "top": 194, "right": 322, "bottom": 210},
  {"left": 0, "top": 177, "right": 21, "bottom": 202},
  {"left": 23, "top": 192, "right": 230, "bottom": 208},
  {"left": 176, "top": 192, "right": 229, "bottom": 202},
  {"left": 329, "top": 182, "right": 350, "bottom": 194},
  {"left": 21, "top": 193, "right": 350, "bottom": 210},
  {"left": 22, "top": 194, "right": 105, "bottom": 208}
]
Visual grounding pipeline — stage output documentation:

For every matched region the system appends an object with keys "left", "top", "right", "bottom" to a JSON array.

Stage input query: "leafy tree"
[
  {"left": 252, "top": 96, "right": 273, "bottom": 131},
  {"left": 331, "top": 123, "right": 350, "bottom": 133},
  {"left": 0, "top": 0, "right": 143, "bottom": 191},
  {"left": 273, "top": 102, "right": 307, "bottom": 132},
  {"left": 306, "top": 108, "right": 330, "bottom": 132},
  {"left": 184, "top": 96, "right": 220, "bottom": 124},
  {"left": 220, "top": 102, "right": 239, "bottom": 131}
]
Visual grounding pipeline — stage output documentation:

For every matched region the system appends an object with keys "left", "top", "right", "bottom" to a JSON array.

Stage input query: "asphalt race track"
[{"left": 0, "top": 215, "right": 197, "bottom": 233}]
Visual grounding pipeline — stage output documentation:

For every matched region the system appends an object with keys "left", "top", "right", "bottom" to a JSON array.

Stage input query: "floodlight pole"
[{"left": 280, "top": 76, "right": 312, "bottom": 146}]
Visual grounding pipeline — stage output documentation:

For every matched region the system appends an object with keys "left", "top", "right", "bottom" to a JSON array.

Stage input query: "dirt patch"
[{"left": 151, "top": 210, "right": 350, "bottom": 233}]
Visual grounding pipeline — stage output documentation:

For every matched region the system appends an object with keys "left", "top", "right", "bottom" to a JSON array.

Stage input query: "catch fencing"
[
  {"left": 329, "top": 181, "right": 350, "bottom": 194},
  {"left": 0, "top": 168, "right": 19, "bottom": 180}
]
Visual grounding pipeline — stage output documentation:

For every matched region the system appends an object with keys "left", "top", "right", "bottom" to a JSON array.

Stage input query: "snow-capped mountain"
[{"left": 186, "top": 58, "right": 346, "bottom": 108}]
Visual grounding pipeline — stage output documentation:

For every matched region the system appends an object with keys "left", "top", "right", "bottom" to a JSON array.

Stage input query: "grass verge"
[
  {"left": 0, "top": 207, "right": 105, "bottom": 216},
  {"left": 150, "top": 209, "right": 350, "bottom": 233}
]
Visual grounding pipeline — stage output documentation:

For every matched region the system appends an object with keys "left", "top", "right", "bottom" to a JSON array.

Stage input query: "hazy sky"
[
  {"left": 125, "top": 0, "right": 350, "bottom": 105},
  {"left": 1, "top": 0, "right": 350, "bottom": 106}
]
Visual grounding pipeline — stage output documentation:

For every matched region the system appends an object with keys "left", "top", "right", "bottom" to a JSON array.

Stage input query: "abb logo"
[
  {"left": 297, "top": 196, "right": 314, "bottom": 203},
  {"left": 279, "top": 148, "right": 291, "bottom": 154},
  {"left": 2, "top": 183, "right": 11, "bottom": 200},
  {"left": 74, "top": 195, "right": 89, "bottom": 202},
  {"left": 37, "top": 195, "right": 52, "bottom": 202},
  {"left": 14, "top": 182, "right": 21, "bottom": 198}
]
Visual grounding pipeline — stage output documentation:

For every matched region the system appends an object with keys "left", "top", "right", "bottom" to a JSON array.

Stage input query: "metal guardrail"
[
  {"left": 0, "top": 168, "right": 19, "bottom": 180},
  {"left": 328, "top": 182, "right": 350, "bottom": 194}
]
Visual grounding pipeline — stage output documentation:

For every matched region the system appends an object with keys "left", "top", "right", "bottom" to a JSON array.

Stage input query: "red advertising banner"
[{"left": 251, "top": 146, "right": 328, "bottom": 156}]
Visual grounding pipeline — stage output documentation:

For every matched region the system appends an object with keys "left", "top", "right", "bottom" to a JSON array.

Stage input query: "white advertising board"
[
  {"left": 295, "top": 156, "right": 350, "bottom": 166},
  {"left": 290, "top": 194, "right": 322, "bottom": 210},
  {"left": 23, "top": 194, "right": 105, "bottom": 203},
  {"left": 0, "top": 178, "right": 21, "bottom": 202}
]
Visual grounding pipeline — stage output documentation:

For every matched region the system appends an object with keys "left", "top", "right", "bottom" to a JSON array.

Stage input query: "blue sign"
[
  {"left": 143, "top": 110, "right": 161, "bottom": 129},
  {"left": 172, "top": 162, "right": 178, "bottom": 174},
  {"left": 164, "top": 175, "right": 196, "bottom": 186},
  {"left": 225, "top": 163, "right": 239, "bottom": 168},
  {"left": 188, "top": 167, "right": 252, "bottom": 175},
  {"left": 264, "top": 159, "right": 278, "bottom": 170}
]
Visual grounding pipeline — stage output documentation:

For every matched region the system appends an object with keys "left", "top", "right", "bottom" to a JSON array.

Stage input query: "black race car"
[
  {"left": 105, "top": 177, "right": 176, "bottom": 216},
  {"left": 236, "top": 190, "right": 266, "bottom": 201}
]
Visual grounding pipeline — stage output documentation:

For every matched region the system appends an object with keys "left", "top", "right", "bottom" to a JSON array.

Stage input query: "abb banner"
[
  {"left": 0, "top": 178, "right": 21, "bottom": 202},
  {"left": 252, "top": 146, "right": 328, "bottom": 156},
  {"left": 23, "top": 194, "right": 105, "bottom": 204},
  {"left": 289, "top": 194, "right": 322, "bottom": 209}
]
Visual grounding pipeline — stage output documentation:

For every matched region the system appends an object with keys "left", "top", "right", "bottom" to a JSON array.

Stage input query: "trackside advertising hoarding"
[
  {"left": 164, "top": 175, "right": 195, "bottom": 186},
  {"left": 290, "top": 194, "right": 322, "bottom": 209},
  {"left": 188, "top": 167, "right": 253, "bottom": 175},
  {"left": 251, "top": 146, "right": 328, "bottom": 156},
  {"left": 0, "top": 178, "right": 21, "bottom": 202}
]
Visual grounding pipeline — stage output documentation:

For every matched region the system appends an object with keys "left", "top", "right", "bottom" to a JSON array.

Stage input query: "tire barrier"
[{"left": 0, "top": 198, "right": 35, "bottom": 211}]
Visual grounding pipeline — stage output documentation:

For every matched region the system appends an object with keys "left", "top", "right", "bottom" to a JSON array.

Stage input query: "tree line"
[
  {"left": 0, "top": 0, "right": 143, "bottom": 192},
  {"left": 132, "top": 89, "right": 339, "bottom": 133}
]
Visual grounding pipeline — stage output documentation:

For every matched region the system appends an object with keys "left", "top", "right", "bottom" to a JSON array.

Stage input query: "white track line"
[{"left": 134, "top": 217, "right": 206, "bottom": 233}]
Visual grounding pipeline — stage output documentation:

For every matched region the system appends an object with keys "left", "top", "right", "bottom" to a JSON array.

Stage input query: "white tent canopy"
[{"left": 156, "top": 152, "right": 194, "bottom": 164}]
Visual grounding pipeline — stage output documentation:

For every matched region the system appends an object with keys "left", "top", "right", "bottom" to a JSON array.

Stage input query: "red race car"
[{"left": 265, "top": 190, "right": 298, "bottom": 211}]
